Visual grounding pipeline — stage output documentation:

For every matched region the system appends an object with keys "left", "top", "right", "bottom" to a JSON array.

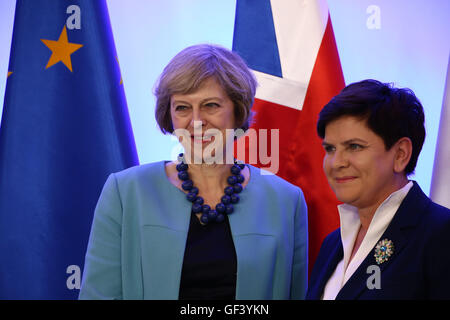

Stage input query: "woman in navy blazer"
[
  {"left": 306, "top": 79, "right": 450, "bottom": 300},
  {"left": 79, "top": 44, "right": 308, "bottom": 300}
]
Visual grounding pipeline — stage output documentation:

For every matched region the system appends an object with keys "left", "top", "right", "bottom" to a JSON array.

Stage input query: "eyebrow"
[
  {"left": 171, "top": 99, "right": 188, "bottom": 105},
  {"left": 171, "top": 97, "right": 223, "bottom": 106},
  {"left": 200, "top": 97, "right": 223, "bottom": 104},
  {"left": 322, "top": 138, "right": 369, "bottom": 146}
]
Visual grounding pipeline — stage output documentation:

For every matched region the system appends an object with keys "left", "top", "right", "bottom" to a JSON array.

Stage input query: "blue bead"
[
  {"left": 216, "top": 213, "right": 225, "bottom": 223},
  {"left": 178, "top": 171, "right": 189, "bottom": 181},
  {"left": 177, "top": 153, "right": 185, "bottom": 162},
  {"left": 200, "top": 213, "right": 209, "bottom": 224},
  {"left": 208, "top": 210, "right": 218, "bottom": 220},
  {"left": 192, "top": 203, "right": 202, "bottom": 213},
  {"left": 216, "top": 203, "right": 226, "bottom": 213},
  {"left": 202, "top": 204, "right": 211, "bottom": 214},
  {"left": 233, "top": 183, "right": 243, "bottom": 193},
  {"left": 186, "top": 192, "right": 197, "bottom": 202},
  {"left": 221, "top": 195, "right": 231, "bottom": 205},
  {"left": 181, "top": 180, "right": 193, "bottom": 191},
  {"left": 194, "top": 196, "right": 204, "bottom": 205},
  {"left": 224, "top": 186, "right": 234, "bottom": 195},
  {"left": 231, "top": 164, "right": 241, "bottom": 175},
  {"left": 176, "top": 162, "right": 188, "bottom": 172},
  {"left": 175, "top": 153, "right": 241, "bottom": 224},
  {"left": 227, "top": 175, "right": 238, "bottom": 185},
  {"left": 226, "top": 204, "right": 234, "bottom": 214}
]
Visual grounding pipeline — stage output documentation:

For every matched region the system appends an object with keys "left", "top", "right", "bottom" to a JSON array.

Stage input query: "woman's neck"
[
  {"left": 357, "top": 175, "right": 409, "bottom": 231},
  {"left": 187, "top": 162, "right": 233, "bottom": 191}
]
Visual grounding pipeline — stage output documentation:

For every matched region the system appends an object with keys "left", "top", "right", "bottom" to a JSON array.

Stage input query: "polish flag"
[{"left": 233, "top": 0, "right": 345, "bottom": 274}]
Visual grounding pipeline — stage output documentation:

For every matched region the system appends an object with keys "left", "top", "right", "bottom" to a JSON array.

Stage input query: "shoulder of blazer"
[
  {"left": 106, "top": 161, "right": 183, "bottom": 211},
  {"left": 414, "top": 188, "right": 450, "bottom": 247},
  {"left": 422, "top": 198, "right": 450, "bottom": 228},
  {"left": 113, "top": 161, "right": 165, "bottom": 182},
  {"left": 109, "top": 161, "right": 171, "bottom": 195},
  {"left": 323, "top": 228, "right": 341, "bottom": 246},
  {"left": 314, "top": 228, "right": 342, "bottom": 269},
  {"left": 395, "top": 181, "right": 450, "bottom": 230},
  {"left": 246, "top": 164, "right": 304, "bottom": 199}
]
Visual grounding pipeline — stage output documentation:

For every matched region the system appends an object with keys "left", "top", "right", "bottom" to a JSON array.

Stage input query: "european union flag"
[{"left": 0, "top": 0, "right": 139, "bottom": 299}]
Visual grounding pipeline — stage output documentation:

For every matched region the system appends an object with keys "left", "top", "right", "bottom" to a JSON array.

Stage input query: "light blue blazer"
[{"left": 79, "top": 161, "right": 308, "bottom": 299}]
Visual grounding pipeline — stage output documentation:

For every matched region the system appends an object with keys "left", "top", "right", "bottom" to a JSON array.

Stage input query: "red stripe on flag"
[
  {"left": 291, "top": 14, "right": 345, "bottom": 276},
  {"left": 236, "top": 14, "right": 345, "bottom": 277}
]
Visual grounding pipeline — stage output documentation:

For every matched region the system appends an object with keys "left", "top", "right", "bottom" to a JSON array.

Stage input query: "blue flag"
[{"left": 0, "top": 0, "right": 139, "bottom": 299}]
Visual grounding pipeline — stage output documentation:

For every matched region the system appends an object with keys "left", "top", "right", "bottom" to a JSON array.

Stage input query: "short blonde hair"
[{"left": 154, "top": 44, "right": 257, "bottom": 134}]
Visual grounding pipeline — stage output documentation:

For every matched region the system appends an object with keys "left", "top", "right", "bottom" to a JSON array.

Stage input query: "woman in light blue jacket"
[{"left": 79, "top": 44, "right": 308, "bottom": 300}]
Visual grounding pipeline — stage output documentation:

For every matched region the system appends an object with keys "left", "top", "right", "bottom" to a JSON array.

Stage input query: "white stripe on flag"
[
  {"left": 254, "top": 0, "right": 329, "bottom": 110},
  {"left": 430, "top": 55, "right": 450, "bottom": 209},
  {"left": 271, "top": 0, "right": 328, "bottom": 83},
  {"left": 253, "top": 70, "right": 307, "bottom": 110}
]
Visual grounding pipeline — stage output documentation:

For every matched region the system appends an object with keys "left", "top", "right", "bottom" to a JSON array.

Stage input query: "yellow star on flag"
[
  {"left": 41, "top": 26, "right": 83, "bottom": 72},
  {"left": 7, "top": 71, "right": 13, "bottom": 78}
]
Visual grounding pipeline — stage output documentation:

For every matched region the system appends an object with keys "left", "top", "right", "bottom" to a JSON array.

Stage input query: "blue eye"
[
  {"left": 205, "top": 102, "right": 219, "bottom": 108},
  {"left": 323, "top": 145, "right": 335, "bottom": 153},
  {"left": 175, "top": 105, "right": 189, "bottom": 111},
  {"left": 348, "top": 143, "right": 364, "bottom": 151}
]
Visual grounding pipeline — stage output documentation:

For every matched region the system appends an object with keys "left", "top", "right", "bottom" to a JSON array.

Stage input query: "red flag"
[{"left": 233, "top": 0, "right": 345, "bottom": 275}]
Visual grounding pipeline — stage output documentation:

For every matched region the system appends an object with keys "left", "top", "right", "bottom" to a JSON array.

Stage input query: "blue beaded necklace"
[{"left": 176, "top": 153, "right": 245, "bottom": 225}]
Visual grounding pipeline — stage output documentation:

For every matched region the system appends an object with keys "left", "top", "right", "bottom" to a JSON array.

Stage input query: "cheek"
[
  {"left": 229, "top": 109, "right": 237, "bottom": 128},
  {"left": 221, "top": 104, "right": 237, "bottom": 129},
  {"left": 171, "top": 114, "right": 187, "bottom": 130},
  {"left": 169, "top": 110, "right": 177, "bottom": 128},
  {"left": 217, "top": 110, "right": 234, "bottom": 126},
  {"left": 366, "top": 154, "right": 391, "bottom": 174},
  {"left": 323, "top": 156, "right": 332, "bottom": 177}
]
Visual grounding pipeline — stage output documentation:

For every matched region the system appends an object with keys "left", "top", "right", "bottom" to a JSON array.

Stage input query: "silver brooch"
[{"left": 374, "top": 239, "right": 394, "bottom": 264}]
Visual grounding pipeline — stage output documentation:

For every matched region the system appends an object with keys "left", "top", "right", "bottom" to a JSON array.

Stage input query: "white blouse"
[{"left": 321, "top": 181, "right": 413, "bottom": 300}]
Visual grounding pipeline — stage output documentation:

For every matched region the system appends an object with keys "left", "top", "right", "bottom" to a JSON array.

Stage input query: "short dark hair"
[
  {"left": 154, "top": 44, "right": 257, "bottom": 134},
  {"left": 317, "top": 79, "right": 425, "bottom": 175}
]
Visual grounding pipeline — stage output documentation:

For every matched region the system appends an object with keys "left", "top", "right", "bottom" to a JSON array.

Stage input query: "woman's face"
[
  {"left": 170, "top": 77, "right": 236, "bottom": 163},
  {"left": 322, "top": 116, "right": 400, "bottom": 211}
]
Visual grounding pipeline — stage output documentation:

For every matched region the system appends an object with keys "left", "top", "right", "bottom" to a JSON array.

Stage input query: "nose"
[
  {"left": 190, "top": 108, "right": 205, "bottom": 130},
  {"left": 190, "top": 119, "right": 204, "bottom": 130},
  {"left": 330, "top": 149, "right": 349, "bottom": 169}
]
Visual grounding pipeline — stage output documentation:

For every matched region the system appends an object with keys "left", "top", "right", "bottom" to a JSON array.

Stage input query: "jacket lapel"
[{"left": 336, "top": 182, "right": 429, "bottom": 299}]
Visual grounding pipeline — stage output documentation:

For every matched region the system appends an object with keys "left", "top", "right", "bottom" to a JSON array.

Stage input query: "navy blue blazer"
[{"left": 306, "top": 182, "right": 450, "bottom": 300}]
